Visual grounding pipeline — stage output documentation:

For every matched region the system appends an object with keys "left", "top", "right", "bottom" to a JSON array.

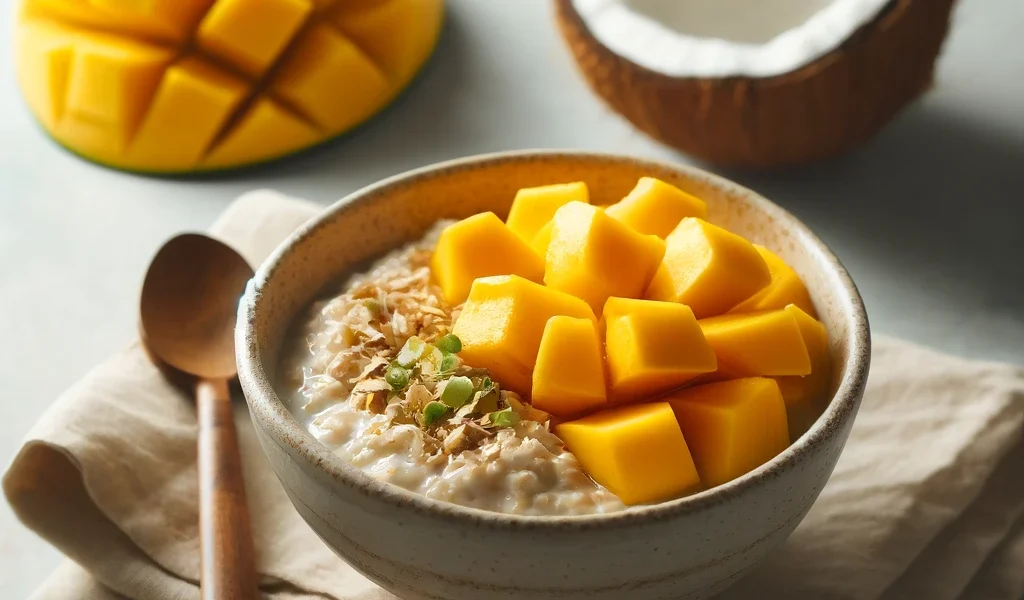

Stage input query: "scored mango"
[
  {"left": 431, "top": 212, "right": 545, "bottom": 306},
  {"left": 531, "top": 316, "right": 607, "bottom": 418},
  {"left": 603, "top": 297, "right": 717, "bottom": 403},
  {"left": 699, "top": 309, "right": 812, "bottom": 377},
  {"left": 605, "top": 177, "right": 707, "bottom": 238},
  {"left": 545, "top": 202, "right": 665, "bottom": 313},
  {"left": 666, "top": 378, "right": 790, "bottom": 488},
  {"left": 730, "top": 245, "right": 816, "bottom": 316},
  {"left": 14, "top": 0, "right": 443, "bottom": 173},
  {"left": 773, "top": 304, "right": 832, "bottom": 439},
  {"left": 505, "top": 182, "right": 589, "bottom": 243},
  {"left": 452, "top": 275, "right": 596, "bottom": 394},
  {"left": 645, "top": 218, "right": 771, "bottom": 319},
  {"left": 556, "top": 402, "right": 702, "bottom": 505}
]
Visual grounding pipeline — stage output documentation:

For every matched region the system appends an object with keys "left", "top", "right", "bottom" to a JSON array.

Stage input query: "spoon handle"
[{"left": 197, "top": 378, "right": 259, "bottom": 600}]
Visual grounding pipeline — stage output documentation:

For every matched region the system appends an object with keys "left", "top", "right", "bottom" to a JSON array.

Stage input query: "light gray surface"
[{"left": 1, "top": 0, "right": 1022, "bottom": 596}]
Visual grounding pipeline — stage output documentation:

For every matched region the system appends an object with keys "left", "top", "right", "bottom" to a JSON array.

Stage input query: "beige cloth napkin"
[{"left": 5, "top": 190, "right": 1024, "bottom": 600}]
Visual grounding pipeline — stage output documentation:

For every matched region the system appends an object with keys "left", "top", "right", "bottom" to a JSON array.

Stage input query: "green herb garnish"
[
  {"left": 422, "top": 401, "right": 449, "bottom": 426},
  {"left": 396, "top": 336, "right": 426, "bottom": 368},
  {"left": 385, "top": 365, "right": 411, "bottom": 390},
  {"left": 439, "top": 352, "right": 458, "bottom": 373},
  {"left": 483, "top": 407, "right": 521, "bottom": 429},
  {"left": 434, "top": 333, "right": 462, "bottom": 354},
  {"left": 440, "top": 376, "right": 474, "bottom": 408}
]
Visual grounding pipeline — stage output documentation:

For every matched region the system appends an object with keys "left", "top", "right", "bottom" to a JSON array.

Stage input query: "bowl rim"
[{"left": 237, "top": 149, "right": 871, "bottom": 530}]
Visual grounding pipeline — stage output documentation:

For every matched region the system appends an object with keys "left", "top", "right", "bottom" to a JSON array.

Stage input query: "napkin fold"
[{"left": 5, "top": 190, "right": 1023, "bottom": 600}]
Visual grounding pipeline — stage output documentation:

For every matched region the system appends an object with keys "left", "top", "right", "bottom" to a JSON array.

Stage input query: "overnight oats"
[{"left": 276, "top": 177, "right": 833, "bottom": 516}]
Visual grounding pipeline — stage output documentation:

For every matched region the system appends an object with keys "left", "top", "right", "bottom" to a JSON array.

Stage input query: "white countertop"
[{"left": 2, "top": 0, "right": 1022, "bottom": 595}]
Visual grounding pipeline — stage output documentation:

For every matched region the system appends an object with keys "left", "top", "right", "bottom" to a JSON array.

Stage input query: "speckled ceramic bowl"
[{"left": 236, "top": 150, "right": 870, "bottom": 600}]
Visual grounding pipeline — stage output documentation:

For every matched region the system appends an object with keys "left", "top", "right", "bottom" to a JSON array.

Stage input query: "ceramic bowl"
[{"left": 236, "top": 150, "right": 870, "bottom": 600}]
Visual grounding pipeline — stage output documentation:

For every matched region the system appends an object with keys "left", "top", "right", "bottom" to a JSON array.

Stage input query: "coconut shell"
[{"left": 555, "top": 0, "right": 958, "bottom": 169}]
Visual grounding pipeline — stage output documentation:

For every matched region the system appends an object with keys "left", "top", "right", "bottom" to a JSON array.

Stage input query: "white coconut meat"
[{"left": 572, "top": 0, "right": 894, "bottom": 78}]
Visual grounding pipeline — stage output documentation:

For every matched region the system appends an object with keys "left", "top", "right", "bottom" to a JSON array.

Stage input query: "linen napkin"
[{"left": 5, "top": 190, "right": 1023, "bottom": 600}]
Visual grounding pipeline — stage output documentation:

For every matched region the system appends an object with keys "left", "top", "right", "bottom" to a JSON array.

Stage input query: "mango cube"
[
  {"left": 699, "top": 309, "right": 811, "bottom": 377},
  {"left": 556, "top": 402, "right": 702, "bottom": 505},
  {"left": 773, "top": 305, "right": 832, "bottom": 439},
  {"left": 605, "top": 177, "right": 708, "bottom": 238},
  {"left": 645, "top": 218, "right": 771, "bottom": 319},
  {"left": 505, "top": 182, "right": 589, "bottom": 243},
  {"left": 431, "top": 213, "right": 545, "bottom": 306},
  {"left": 271, "top": 25, "right": 389, "bottom": 131},
  {"left": 545, "top": 202, "right": 665, "bottom": 313},
  {"left": 331, "top": 0, "right": 444, "bottom": 81},
  {"left": 196, "top": 0, "right": 313, "bottom": 76},
  {"left": 603, "top": 297, "right": 717, "bottom": 403},
  {"left": 530, "top": 220, "right": 554, "bottom": 259},
  {"left": 452, "top": 275, "right": 595, "bottom": 394},
  {"left": 532, "top": 316, "right": 607, "bottom": 418},
  {"left": 730, "top": 245, "right": 816, "bottom": 316},
  {"left": 667, "top": 378, "right": 790, "bottom": 487}
]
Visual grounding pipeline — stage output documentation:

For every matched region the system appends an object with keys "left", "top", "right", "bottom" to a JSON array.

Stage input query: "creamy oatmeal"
[{"left": 276, "top": 222, "right": 625, "bottom": 516}]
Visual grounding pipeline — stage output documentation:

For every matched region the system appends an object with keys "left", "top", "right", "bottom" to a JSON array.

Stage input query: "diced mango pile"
[
  {"left": 14, "top": 0, "right": 443, "bottom": 173},
  {"left": 435, "top": 177, "right": 834, "bottom": 505}
]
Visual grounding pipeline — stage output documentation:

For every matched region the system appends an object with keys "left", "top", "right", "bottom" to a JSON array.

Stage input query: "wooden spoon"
[{"left": 139, "top": 233, "right": 258, "bottom": 600}]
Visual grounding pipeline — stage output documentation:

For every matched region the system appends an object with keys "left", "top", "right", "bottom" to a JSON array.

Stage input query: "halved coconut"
[{"left": 556, "top": 0, "right": 957, "bottom": 169}]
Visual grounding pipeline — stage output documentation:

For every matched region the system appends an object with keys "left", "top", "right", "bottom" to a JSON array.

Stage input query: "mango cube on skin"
[
  {"left": 666, "top": 378, "right": 790, "bottom": 488},
  {"left": 699, "top": 309, "right": 812, "bottom": 377},
  {"left": 505, "top": 181, "right": 589, "bottom": 243},
  {"left": 451, "top": 275, "right": 596, "bottom": 394},
  {"left": 603, "top": 297, "right": 717, "bottom": 403},
  {"left": 773, "top": 304, "right": 832, "bottom": 439},
  {"left": 545, "top": 202, "right": 666, "bottom": 313},
  {"left": 605, "top": 177, "right": 708, "bottom": 239},
  {"left": 730, "top": 245, "right": 816, "bottom": 316},
  {"left": 555, "top": 402, "right": 702, "bottom": 505},
  {"left": 645, "top": 218, "right": 771, "bottom": 319},
  {"left": 531, "top": 316, "right": 607, "bottom": 418},
  {"left": 431, "top": 213, "right": 545, "bottom": 306}
]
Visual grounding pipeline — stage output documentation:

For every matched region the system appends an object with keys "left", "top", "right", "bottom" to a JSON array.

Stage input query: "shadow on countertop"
[{"left": 721, "top": 104, "right": 1024, "bottom": 320}]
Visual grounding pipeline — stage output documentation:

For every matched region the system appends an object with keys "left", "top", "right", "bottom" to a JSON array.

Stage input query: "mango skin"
[
  {"left": 556, "top": 402, "right": 702, "bottom": 505},
  {"left": 431, "top": 212, "right": 544, "bottom": 306},
  {"left": 645, "top": 218, "right": 771, "bottom": 319},
  {"left": 452, "top": 275, "right": 596, "bottom": 395},
  {"left": 666, "top": 378, "right": 790, "bottom": 488},
  {"left": 603, "top": 297, "right": 717, "bottom": 404},
  {"left": 506, "top": 182, "right": 589, "bottom": 243},
  {"left": 14, "top": 0, "right": 444, "bottom": 174},
  {"left": 605, "top": 177, "right": 707, "bottom": 239},
  {"left": 699, "top": 309, "right": 812, "bottom": 377},
  {"left": 545, "top": 202, "right": 665, "bottom": 314},
  {"left": 531, "top": 316, "right": 607, "bottom": 418},
  {"left": 730, "top": 245, "right": 816, "bottom": 316}
]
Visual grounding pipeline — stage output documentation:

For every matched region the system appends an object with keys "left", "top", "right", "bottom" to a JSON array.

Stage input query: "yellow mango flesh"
[
  {"left": 730, "top": 245, "right": 816, "bottom": 316},
  {"left": 530, "top": 220, "right": 554, "bottom": 259},
  {"left": 645, "top": 218, "right": 771, "bottom": 319},
  {"left": 667, "top": 378, "right": 790, "bottom": 488},
  {"left": 699, "top": 309, "right": 812, "bottom": 377},
  {"left": 14, "top": 0, "right": 443, "bottom": 173},
  {"left": 774, "top": 305, "right": 832, "bottom": 439},
  {"left": 431, "top": 213, "right": 545, "bottom": 306},
  {"left": 603, "top": 297, "right": 717, "bottom": 403},
  {"left": 452, "top": 275, "right": 596, "bottom": 394},
  {"left": 545, "top": 202, "right": 666, "bottom": 314},
  {"left": 532, "top": 316, "right": 607, "bottom": 418},
  {"left": 506, "top": 182, "right": 589, "bottom": 243},
  {"left": 605, "top": 177, "right": 708, "bottom": 239},
  {"left": 556, "top": 402, "right": 702, "bottom": 505}
]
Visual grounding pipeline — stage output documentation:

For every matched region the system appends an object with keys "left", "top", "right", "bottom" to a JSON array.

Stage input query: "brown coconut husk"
[{"left": 555, "top": 0, "right": 958, "bottom": 170}]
